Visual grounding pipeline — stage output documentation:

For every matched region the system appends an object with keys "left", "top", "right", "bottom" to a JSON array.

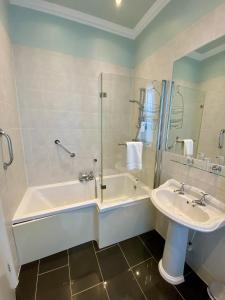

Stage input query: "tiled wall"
[
  {"left": 134, "top": 1, "right": 225, "bottom": 284},
  {"left": 14, "top": 45, "right": 133, "bottom": 186},
  {"left": 0, "top": 10, "right": 27, "bottom": 274}
]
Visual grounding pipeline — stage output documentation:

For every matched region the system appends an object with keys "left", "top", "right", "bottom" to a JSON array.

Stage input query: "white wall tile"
[
  {"left": 0, "top": 23, "right": 27, "bottom": 274},
  {"left": 15, "top": 46, "right": 132, "bottom": 185}
]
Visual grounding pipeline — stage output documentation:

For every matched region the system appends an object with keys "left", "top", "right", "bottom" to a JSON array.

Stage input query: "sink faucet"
[
  {"left": 192, "top": 192, "right": 208, "bottom": 207},
  {"left": 79, "top": 171, "right": 95, "bottom": 182},
  {"left": 174, "top": 182, "right": 185, "bottom": 195}
]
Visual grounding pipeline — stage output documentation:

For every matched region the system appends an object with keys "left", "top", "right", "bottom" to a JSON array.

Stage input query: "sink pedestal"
[{"left": 159, "top": 220, "right": 189, "bottom": 285}]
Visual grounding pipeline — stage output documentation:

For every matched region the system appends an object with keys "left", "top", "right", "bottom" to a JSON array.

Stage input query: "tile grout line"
[
  {"left": 172, "top": 270, "right": 197, "bottom": 300},
  {"left": 95, "top": 244, "right": 116, "bottom": 253},
  {"left": 34, "top": 260, "right": 40, "bottom": 300},
  {"left": 67, "top": 249, "right": 73, "bottom": 300},
  {"left": 71, "top": 282, "right": 103, "bottom": 297},
  {"left": 130, "top": 257, "right": 153, "bottom": 269},
  {"left": 184, "top": 269, "right": 193, "bottom": 278},
  {"left": 118, "top": 243, "right": 148, "bottom": 300},
  {"left": 92, "top": 241, "right": 111, "bottom": 300},
  {"left": 38, "top": 264, "right": 69, "bottom": 276},
  {"left": 138, "top": 235, "right": 154, "bottom": 258},
  {"left": 138, "top": 235, "right": 162, "bottom": 265},
  {"left": 173, "top": 285, "right": 186, "bottom": 300}
]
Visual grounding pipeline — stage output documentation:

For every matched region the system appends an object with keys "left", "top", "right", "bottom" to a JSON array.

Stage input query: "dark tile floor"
[{"left": 16, "top": 230, "right": 209, "bottom": 300}]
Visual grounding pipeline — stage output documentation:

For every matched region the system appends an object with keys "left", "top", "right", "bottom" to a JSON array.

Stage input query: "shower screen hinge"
[
  {"left": 100, "top": 92, "right": 107, "bottom": 98},
  {"left": 101, "top": 185, "right": 106, "bottom": 190}
]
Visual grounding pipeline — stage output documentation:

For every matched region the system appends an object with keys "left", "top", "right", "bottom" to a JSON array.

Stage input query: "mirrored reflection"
[{"left": 167, "top": 36, "right": 225, "bottom": 176}]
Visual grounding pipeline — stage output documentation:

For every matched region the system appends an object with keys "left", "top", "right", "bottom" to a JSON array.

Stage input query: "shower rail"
[{"left": 54, "top": 140, "right": 76, "bottom": 158}]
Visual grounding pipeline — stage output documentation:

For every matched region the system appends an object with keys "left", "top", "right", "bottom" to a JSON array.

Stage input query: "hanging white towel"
[
  {"left": 183, "top": 139, "right": 193, "bottom": 156},
  {"left": 126, "top": 142, "right": 143, "bottom": 170}
]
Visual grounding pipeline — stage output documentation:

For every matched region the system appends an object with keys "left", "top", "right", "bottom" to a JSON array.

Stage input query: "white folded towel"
[
  {"left": 183, "top": 139, "right": 193, "bottom": 156},
  {"left": 126, "top": 142, "right": 143, "bottom": 170}
]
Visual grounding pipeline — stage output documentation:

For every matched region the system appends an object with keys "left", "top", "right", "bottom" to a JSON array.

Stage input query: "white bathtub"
[{"left": 13, "top": 173, "right": 155, "bottom": 264}]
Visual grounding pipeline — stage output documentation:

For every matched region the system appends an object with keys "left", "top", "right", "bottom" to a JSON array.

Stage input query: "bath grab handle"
[
  {"left": 0, "top": 128, "right": 14, "bottom": 170},
  {"left": 54, "top": 140, "right": 76, "bottom": 158}
]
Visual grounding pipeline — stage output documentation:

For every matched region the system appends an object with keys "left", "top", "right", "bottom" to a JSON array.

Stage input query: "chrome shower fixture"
[
  {"left": 129, "top": 99, "right": 144, "bottom": 109},
  {"left": 129, "top": 88, "right": 146, "bottom": 140},
  {"left": 152, "top": 80, "right": 161, "bottom": 96}
]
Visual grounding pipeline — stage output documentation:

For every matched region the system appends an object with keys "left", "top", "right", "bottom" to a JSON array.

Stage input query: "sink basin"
[
  {"left": 151, "top": 179, "right": 225, "bottom": 285},
  {"left": 152, "top": 179, "right": 225, "bottom": 232}
]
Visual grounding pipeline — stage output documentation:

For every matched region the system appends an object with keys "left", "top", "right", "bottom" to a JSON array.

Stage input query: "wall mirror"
[{"left": 166, "top": 36, "right": 225, "bottom": 176}]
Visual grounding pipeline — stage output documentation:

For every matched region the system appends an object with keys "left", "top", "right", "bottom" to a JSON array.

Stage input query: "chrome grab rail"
[
  {"left": 0, "top": 128, "right": 14, "bottom": 170},
  {"left": 54, "top": 140, "right": 76, "bottom": 158}
]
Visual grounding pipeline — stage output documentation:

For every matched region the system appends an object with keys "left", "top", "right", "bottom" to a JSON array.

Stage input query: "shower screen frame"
[{"left": 99, "top": 73, "right": 171, "bottom": 199}]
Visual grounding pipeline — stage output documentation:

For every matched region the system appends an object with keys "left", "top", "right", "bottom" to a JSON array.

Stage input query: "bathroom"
[{"left": 0, "top": 0, "right": 225, "bottom": 299}]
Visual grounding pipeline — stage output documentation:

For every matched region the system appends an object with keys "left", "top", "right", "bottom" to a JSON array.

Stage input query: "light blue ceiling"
[{"left": 45, "top": 0, "right": 157, "bottom": 28}]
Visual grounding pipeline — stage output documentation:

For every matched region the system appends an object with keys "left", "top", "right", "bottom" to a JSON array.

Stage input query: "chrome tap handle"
[
  {"left": 174, "top": 182, "right": 185, "bottom": 194},
  {"left": 192, "top": 192, "right": 208, "bottom": 206},
  {"left": 200, "top": 192, "right": 208, "bottom": 200},
  {"left": 201, "top": 192, "right": 208, "bottom": 196}
]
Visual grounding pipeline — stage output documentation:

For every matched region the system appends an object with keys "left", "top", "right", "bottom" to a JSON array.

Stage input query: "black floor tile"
[
  {"left": 96, "top": 245, "right": 128, "bottom": 281},
  {"left": 133, "top": 258, "right": 183, "bottom": 300},
  {"left": 120, "top": 236, "right": 151, "bottom": 267},
  {"left": 72, "top": 283, "right": 108, "bottom": 300},
  {"left": 93, "top": 240, "right": 115, "bottom": 252},
  {"left": 69, "top": 242, "right": 102, "bottom": 295},
  {"left": 140, "top": 230, "right": 165, "bottom": 262},
  {"left": 176, "top": 272, "right": 209, "bottom": 300},
  {"left": 39, "top": 250, "right": 68, "bottom": 274},
  {"left": 16, "top": 261, "right": 38, "bottom": 300},
  {"left": 184, "top": 263, "right": 193, "bottom": 277},
  {"left": 16, "top": 235, "right": 209, "bottom": 300},
  {"left": 36, "top": 266, "right": 70, "bottom": 300},
  {"left": 107, "top": 270, "right": 145, "bottom": 300}
]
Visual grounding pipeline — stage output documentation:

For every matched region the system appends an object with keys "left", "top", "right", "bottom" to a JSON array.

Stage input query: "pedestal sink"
[{"left": 151, "top": 179, "right": 225, "bottom": 285}]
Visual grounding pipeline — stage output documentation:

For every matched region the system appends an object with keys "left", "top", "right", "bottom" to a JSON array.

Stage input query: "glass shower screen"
[{"left": 98, "top": 73, "right": 163, "bottom": 203}]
